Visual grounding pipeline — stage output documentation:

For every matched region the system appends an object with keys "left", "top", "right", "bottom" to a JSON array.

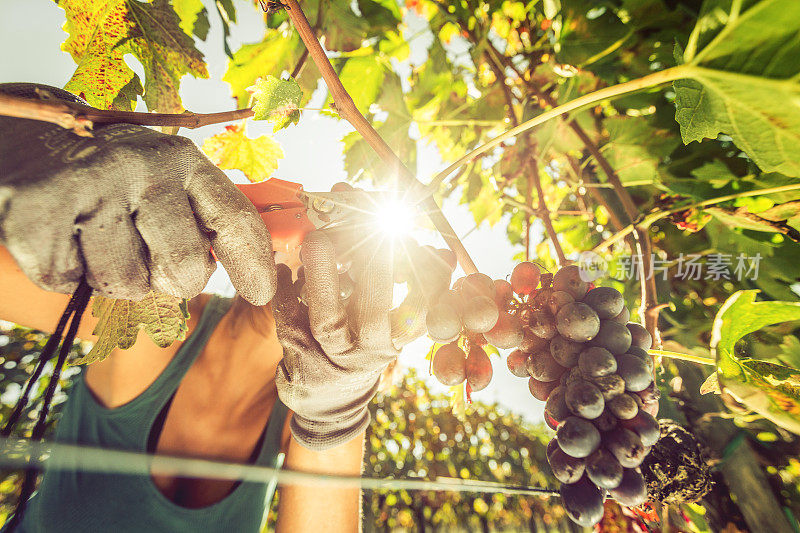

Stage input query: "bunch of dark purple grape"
[{"left": 426, "top": 262, "right": 660, "bottom": 527}]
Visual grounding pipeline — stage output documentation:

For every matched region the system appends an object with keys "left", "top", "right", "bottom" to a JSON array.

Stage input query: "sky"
[{"left": 0, "top": 0, "right": 545, "bottom": 423}]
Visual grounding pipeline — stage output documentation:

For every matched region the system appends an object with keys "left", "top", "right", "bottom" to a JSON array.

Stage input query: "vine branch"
[
  {"left": 530, "top": 152, "right": 567, "bottom": 265},
  {"left": 280, "top": 0, "right": 478, "bottom": 274}
]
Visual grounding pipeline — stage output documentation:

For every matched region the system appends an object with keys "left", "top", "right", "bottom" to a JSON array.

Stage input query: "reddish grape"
[
  {"left": 636, "top": 382, "right": 661, "bottom": 404},
  {"left": 529, "top": 377, "right": 558, "bottom": 401},
  {"left": 466, "top": 345, "right": 493, "bottom": 391},
  {"left": 642, "top": 401, "right": 659, "bottom": 417},
  {"left": 506, "top": 349, "right": 529, "bottom": 378},
  {"left": 461, "top": 273, "right": 496, "bottom": 299},
  {"left": 483, "top": 312, "right": 523, "bottom": 349},
  {"left": 519, "top": 327, "right": 548, "bottom": 353},
  {"left": 425, "top": 302, "right": 462, "bottom": 342},
  {"left": 545, "top": 385, "right": 571, "bottom": 423},
  {"left": 432, "top": 343, "right": 466, "bottom": 386},
  {"left": 510, "top": 261, "right": 541, "bottom": 295},
  {"left": 526, "top": 351, "right": 567, "bottom": 382},
  {"left": 493, "top": 279, "right": 514, "bottom": 305},
  {"left": 462, "top": 295, "right": 500, "bottom": 333}
]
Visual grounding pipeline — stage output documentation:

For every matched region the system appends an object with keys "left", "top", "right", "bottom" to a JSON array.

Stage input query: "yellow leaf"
[{"left": 201, "top": 124, "right": 284, "bottom": 183}]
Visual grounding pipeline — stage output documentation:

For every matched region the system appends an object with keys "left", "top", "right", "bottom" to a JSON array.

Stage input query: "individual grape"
[
  {"left": 561, "top": 366, "right": 587, "bottom": 387},
  {"left": 546, "top": 438, "right": 559, "bottom": 459},
  {"left": 526, "top": 351, "right": 567, "bottom": 382},
  {"left": 605, "top": 428, "right": 647, "bottom": 468},
  {"left": 530, "top": 289, "right": 554, "bottom": 312},
  {"left": 607, "top": 394, "right": 639, "bottom": 420},
  {"left": 510, "top": 261, "right": 540, "bottom": 295},
  {"left": 620, "top": 410, "right": 660, "bottom": 447},
  {"left": 626, "top": 346, "right": 655, "bottom": 373},
  {"left": 506, "top": 349, "right": 529, "bottom": 378},
  {"left": 461, "top": 273, "right": 496, "bottom": 299},
  {"left": 432, "top": 343, "right": 466, "bottom": 386},
  {"left": 610, "top": 468, "right": 648, "bottom": 507},
  {"left": 615, "top": 354, "right": 653, "bottom": 392},
  {"left": 611, "top": 306, "right": 630, "bottom": 325},
  {"left": 636, "top": 382, "right": 661, "bottom": 404},
  {"left": 518, "top": 327, "right": 548, "bottom": 353},
  {"left": 483, "top": 312, "right": 523, "bottom": 349},
  {"left": 529, "top": 377, "right": 559, "bottom": 401},
  {"left": 556, "top": 302, "right": 600, "bottom": 342},
  {"left": 642, "top": 401, "right": 659, "bottom": 417},
  {"left": 560, "top": 476, "right": 605, "bottom": 527},
  {"left": 339, "top": 273, "right": 354, "bottom": 300},
  {"left": 493, "top": 279, "right": 514, "bottom": 309},
  {"left": 462, "top": 295, "right": 500, "bottom": 333},
  {"left": 545, "top": 386, "right": 571, "bottom": 424},
  {"left": 552, "top": 265, "right": 589, "bottom": 300},
  {"left": 591, "top": 374, "right": 625, "bottom": 401},
  {"left": 550, "top": 335, "right": 583, "bottom": 367},
  {"left": 565, "top": 380, "right": 605, "bottom": 419},
  {"left": 593, "top": 409, "right": 618, "bottom": 432},
  {"left": 590, "top": 320, "right": 632, "bottom": 355},
  {"left": 627, "top": 323, "right": 653, "bottom": 350},
  {"left": 578, "top": 346, "right": 617, "bottom": 378},
  {"left": 556, "top": 417, "right": 601, "bottom": 458},
  {"left": 586, "top": 449, "right": 624, "bottom": 490},
  {"left": 545, "top": 411, "right": 559, "bottom": 431},
  {"left": 528, "top": 310, "right": 557, "bottom": 339},
  {"left": 547, "top": 291, "right": 574, "bottom": 316},
  {"left": 435, "top": 249, "right": 457, "bottom": 271},
  {"left": 425, "top": 302, "right": 462, "bottom": 342},
  {"left": 466, "top": 345, "right": 493, "bottom": 391},
  {"left": 437, "top": 290, "right": 463, "bottom": 314},
  {"left": 583, "top": 286, "right": 625, "bottom": 319},
  {"left": 548, "top": 447, "right": 586, "bottom": 484}
]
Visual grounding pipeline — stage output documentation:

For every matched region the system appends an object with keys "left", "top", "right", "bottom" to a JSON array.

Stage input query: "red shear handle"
[{"left": 235, "top": 178, "right": 316, "bottom": 255}]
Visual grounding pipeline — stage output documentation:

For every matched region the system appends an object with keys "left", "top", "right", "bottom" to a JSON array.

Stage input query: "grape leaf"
[
  {"left": 173, "top": 0, "right": 208, "bottom": 40},
  {"left": 58, "top": 0, "right": 208, "bottom": 112},
  {"left": 675, "top": 0, "right": 800, "bottom": 177},
  {"left": 76, "top": 292, "right": 190, "bottom": 365},
  {"left": 252, "top": 76, "right": 303, "bottom": 132},
  {"left": 599, "top": 115, "right": 679, "bottom": 183},
  {"left": 201, "top": 123, "right": 284, "bottom": 183},
  {"left": 329, "top": 54, "right": 387, "bottom": 115},
  {"left": 709, "top": 290, "right": 800, "bottom": 434}
]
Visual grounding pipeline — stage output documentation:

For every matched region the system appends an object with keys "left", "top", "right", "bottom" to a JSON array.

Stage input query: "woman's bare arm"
[
  {"left": 0, "top": 245, "right": 198, "bottom": 408},
  {"left": 276, "top": 431, "right": 365, "bottom": 533}
]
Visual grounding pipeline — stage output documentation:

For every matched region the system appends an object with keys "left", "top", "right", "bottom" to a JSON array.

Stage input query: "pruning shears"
[{"left": 233, "top": 178, "right": 395, "bottom": 266}]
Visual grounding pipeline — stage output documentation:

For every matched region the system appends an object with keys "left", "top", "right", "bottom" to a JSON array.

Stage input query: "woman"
[{"left": 0, "top": 84, "right": 452, "bottom": 532}]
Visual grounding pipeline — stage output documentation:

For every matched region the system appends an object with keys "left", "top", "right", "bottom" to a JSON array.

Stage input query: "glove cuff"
[{"left": 289, "top": 408, "right": 372, "bottom": 451}]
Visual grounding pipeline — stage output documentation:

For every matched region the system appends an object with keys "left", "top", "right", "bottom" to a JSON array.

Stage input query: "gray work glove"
[
  {"left": 0, "top": 83, "right": 276, "bottom": 304},
  {"left": 274, "top": 230, "right": 453, "bottom": 451}
]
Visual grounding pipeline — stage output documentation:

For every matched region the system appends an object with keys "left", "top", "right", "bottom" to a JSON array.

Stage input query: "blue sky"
[{"left": 1, "top": 0, "right": 546, "bottom": 423}]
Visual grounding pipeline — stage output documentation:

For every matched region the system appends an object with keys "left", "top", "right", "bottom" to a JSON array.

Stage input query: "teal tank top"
[{"left": 16, "top": 296, "right": 289, "bottom": 533}]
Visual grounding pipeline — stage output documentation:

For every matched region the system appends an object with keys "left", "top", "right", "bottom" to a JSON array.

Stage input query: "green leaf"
[
  {"left": 173, "top": 0, "right": 208, "bottom": 40},
  {"left": 223, "top": 31, "right": 303, "bottom": 107},
  {"left": 675, "top": 0, "right": 800, "bottom": 177},
  {"left": 251, "top": 75, "right": 303, "bottom": 132},
  {"left": 599, "top": 115, "right": 679, "bottom": 183},
  {"left": 77, "top": 292, "right": 190, "bottom": 365},
  {"left": 59, "top": 0, "right": 208, "bottom": 112},
  {"left": 332, "top": 54, "right": 387, "bottom": 116},
  {"left": 709, "top": 290, "right": 800, "bottom": 434},
  {"left": 705, "top": 207, "right": 786, "bottom": 233},
  {"left": 201, "top": 124, "right": 284, "bottom": 183}
]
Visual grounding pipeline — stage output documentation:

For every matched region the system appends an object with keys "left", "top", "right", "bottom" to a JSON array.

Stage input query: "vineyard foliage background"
[{"left": 2, "top": 0, "right": 800, "bottom": 531}]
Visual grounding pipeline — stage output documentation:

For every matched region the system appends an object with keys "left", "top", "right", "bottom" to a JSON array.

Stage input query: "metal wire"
[{"left": 0, "top": 437, "right": 560, "bottom": 498}]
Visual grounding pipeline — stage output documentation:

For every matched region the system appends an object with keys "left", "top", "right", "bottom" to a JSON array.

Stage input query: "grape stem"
[
  {"left": 281, "top": 0, "right": 479, "bottom": 274},
  {"left": 648, "top": 349, "right": 716, "bottom": 366}
]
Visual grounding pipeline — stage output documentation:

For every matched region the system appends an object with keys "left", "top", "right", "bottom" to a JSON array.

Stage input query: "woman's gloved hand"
[
  {"left": 0, "top": 83, "right": 276, "bottom": 304},
  {"left": 273, "top": 230, "right": 454, "bottom": 451}
]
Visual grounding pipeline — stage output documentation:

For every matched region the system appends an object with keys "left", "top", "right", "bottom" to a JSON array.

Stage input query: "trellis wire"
[{"left": 0, "top": 437, "right": 560, "bottom": 498}]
